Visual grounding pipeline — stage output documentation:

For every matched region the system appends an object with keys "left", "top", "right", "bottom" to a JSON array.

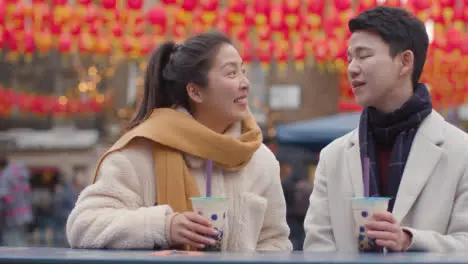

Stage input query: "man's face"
[{"left": 347, "top": 31, "right": 402, "bottom": 109}]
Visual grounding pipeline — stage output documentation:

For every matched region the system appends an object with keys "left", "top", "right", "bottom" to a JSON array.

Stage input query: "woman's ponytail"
[{"left": 127, "top": 42, "right": 176, "bottom": 130}]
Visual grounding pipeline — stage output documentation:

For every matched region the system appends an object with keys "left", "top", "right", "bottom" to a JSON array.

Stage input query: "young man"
[{"left": 304, "top": 6, "right": 468, "bottom": 252}]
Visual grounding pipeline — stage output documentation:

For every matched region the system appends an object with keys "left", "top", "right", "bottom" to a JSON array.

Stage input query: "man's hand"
[{"left": 365, "top": 211, "right": 412, "bottom": 252}]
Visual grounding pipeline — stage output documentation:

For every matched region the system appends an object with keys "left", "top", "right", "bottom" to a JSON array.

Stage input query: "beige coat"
[
  {"left": 66, "top": 121, "right": 292, "bottom": 252},
  {"left": 304, "top": 111, "right": 468, "bottom": 252}
]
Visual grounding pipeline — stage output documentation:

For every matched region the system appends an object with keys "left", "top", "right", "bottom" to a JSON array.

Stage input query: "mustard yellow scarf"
[{"left": 93, "top": 108, "right": 263, "bottom": 213}]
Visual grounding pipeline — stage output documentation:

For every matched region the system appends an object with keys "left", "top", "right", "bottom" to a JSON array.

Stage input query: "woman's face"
[{"left": 188, "top": 43, "right": 250, "bottom": 128}]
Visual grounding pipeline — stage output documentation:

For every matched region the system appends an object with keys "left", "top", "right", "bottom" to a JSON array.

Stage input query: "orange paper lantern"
[{"left": 35, "top": 30, "right": 53, "bottom": 56}]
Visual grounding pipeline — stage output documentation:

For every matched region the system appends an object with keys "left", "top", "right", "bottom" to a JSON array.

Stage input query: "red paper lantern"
[
  {"left": 69, "top": 22, "right": 81, "bottom": 39},
  {"left": 133, "top": 17, "right": 145, "bottom": 38},
  {"left": 293, "top": 39, "right": 306, "bottom": 71},
  {"left": 282, "top": 1, "right": 301, "bottom": 33},
  {"left": 182, "top": 0, "right": 197, "bottom": 12},
  {"left": 77, "top": 0, "right": 92, "bottom": 19},
  {"left": 191, "top": 9, "right": 205, "bottom": 35},
  {"left": 200, "top": 0, "right": 218, "bottom": 12},
  {"left": 102, "top": 0, "right": 116, "bottom": 22},
  {"left": 200, "top": 0, "right": 219, "bottom": 26},
  {"left": 172, "top": 23, "right": 188, "bottom": 43},
  {"left": 323, "top": 7, "right": 342, "bottom": 37},
  {"left": 283, "top": 0, "right": 300, "bottom": 14},
  {"left": 50, "top": 20, "right": 62, "bottom": 37},
  {"left": 446, "top": 26, "right": 461, "bottom": 52},
  {"left": 127, "top": 0, "right": 143, "bottom": 10},
  {"left": 313, "top": 37, "right": 329, "bottom": 64},
  {"left": 88, "top": 98, "right": 102, "bottom": 113},
  {"left": 382, "top": 0, "right": 402, "bottom": 7},
  {"left": 30, "top": 96, "right": 48, "bottom": 116},
  {"left": 31, "top": 3, "right": 51, "bottom": 28},
  {"left": 161, "top": 0, "right": 177, "bottom": 6},
  {"left": 0, "top": 28, "right": 5, "bottom": 51},
  {"left": 233, "top": 25, "right": 249, "bottom": 41},
  {"left": 83, "top": 5, "right": 98, "bottom": 25},
  {"left": 58, "top": 32, "right": 72, "bottom": 55},
  {"left": 178, "top": 1, "right": 197, "bottom": 26},
  {"left": 453, "top": 5, "right": 465, "bottom": 21},
  {"left": 253, "top": 0, "right": 270, "bottom": 27},
  {"left": 334, "top": 0, "right": 351, "bottom": 12},
  {"left": 78, "top": 0, "right": 92, "bottom": 5},
  {"left": 273, "top": 40, "right": 289, "bottom": 72},
  {"left": 358, "top": 0, "right": 377, "bottom": 12},
  {"left": 52, "top": 0, "right": 67, "bottom": 5},
  {"left": 460, "top": 34, "right": 468, "bottom": 56},
  {"left": 230, "top": 0, "right": 247, "bottom": 13},
  {"left": 147, "top": 5, "right": 167, "bottom": 39},
  {"left": 439, "top": 0, "right": 455, "bottom": 8},
  {"left": 414, "top": 0, "right": 432, "bottom": 12},
  {"left": 12, "top": 3, "right": 26, "bottom": 31},
  {"left": 215, "top": 9, "right": 232, "bottom": 36},
  {"left": 0, "top": 2, "right": 5, "bottom": 25},
  {"left": 256, "top": 40, "right": 273, "bottom": 72},
  {"left": 238, "top": 39, "right": 254, "bottom": 67},
  {"left": 270, "top": 4, "right": 286, "bottom": 35},
  {"left": 22, "top": 30, "right": 35, "bottom": 62},
  {"left": 139, "top": 36, "right": 153, "bottom": 57},
  {"left": 307, "top": 0, "right": 325, "bottom": 14},
  {"left": 306, "top": 0, "right": 325, "bottom": 30},
  {"left": 452, "top": 5, "right": 465, "bottom": 31},
  {"left": 7, "top": 32, "right": 20, "bottom": 62},
  {"left": 257, "top": 25, "right": 272, "bottom": 42},
  {"left": 430, "top": 3, "right": 444, "bottom": 24},
  {"left": 227, "top": 0, "right": 248, "bottom": 25},
  {"left": 50, "top": 98, "right": 68, "bottom": 117},
  {"left": 111, "top": 24, "right": 123, "bottom": 48},
  {"left": 89, "top": 22, "right": 102, "bottom": 37}
]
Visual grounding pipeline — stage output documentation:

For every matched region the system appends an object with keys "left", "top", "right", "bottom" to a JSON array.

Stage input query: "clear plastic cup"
[
  {"left": 190, "top": 197, "right": 228, "bottom": 252},
  {"left": 351, "top": 197, "right": 391, "bottom": 253}
]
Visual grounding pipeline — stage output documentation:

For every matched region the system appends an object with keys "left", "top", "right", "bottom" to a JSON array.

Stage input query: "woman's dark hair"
[{"left": 127, "top": 31, "right": 232, "bottom": 130}]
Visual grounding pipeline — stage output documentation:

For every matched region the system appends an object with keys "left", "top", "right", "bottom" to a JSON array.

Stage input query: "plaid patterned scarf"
[{"left": 359, "top": 83, "right": 432, "bottom": 212}]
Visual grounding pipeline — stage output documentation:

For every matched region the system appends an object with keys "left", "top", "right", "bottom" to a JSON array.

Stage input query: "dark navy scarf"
[{"left": 358, "top": 83, "right": 432, "bottom": 212}]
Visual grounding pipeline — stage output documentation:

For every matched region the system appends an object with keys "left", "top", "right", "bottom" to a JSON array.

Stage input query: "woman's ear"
[{"left": 186, "top": 82, "right": 203, "bottom": 103}]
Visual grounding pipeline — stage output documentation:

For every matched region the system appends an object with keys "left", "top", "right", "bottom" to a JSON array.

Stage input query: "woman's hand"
[{"left": 169, "top": 212, "right": 218, "bottom": 249}]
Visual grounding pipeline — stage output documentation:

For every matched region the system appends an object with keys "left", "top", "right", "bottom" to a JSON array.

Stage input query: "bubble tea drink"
[
  {"left": 190, "top": 197, "right": 228, "bottom": 252},
  {"left": 351, "top": 197, "right": 391, "bottom": 253}
]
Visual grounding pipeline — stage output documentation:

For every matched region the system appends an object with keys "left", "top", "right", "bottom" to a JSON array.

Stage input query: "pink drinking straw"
[
  {"left": 206, "top": 160, "right": 213, "bottom": 197},
  {"left": 363, "top": 157, "right": 370, "bottom": 197}
]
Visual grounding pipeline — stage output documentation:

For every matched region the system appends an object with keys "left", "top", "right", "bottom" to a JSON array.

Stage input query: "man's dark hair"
[{"left": 348, "top": 6, "right": 429, "bottom": 87}]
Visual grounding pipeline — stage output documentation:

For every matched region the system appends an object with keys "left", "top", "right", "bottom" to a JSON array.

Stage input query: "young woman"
[{"left": 66, "top": 32, "right": 292, "bottom": 252}]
